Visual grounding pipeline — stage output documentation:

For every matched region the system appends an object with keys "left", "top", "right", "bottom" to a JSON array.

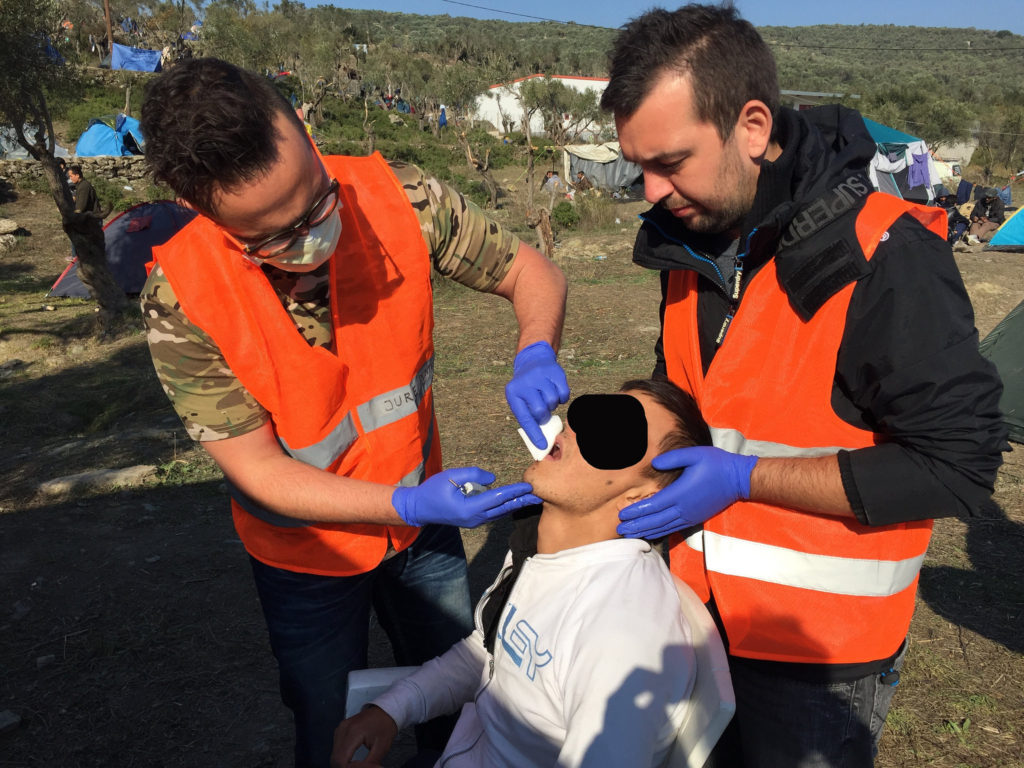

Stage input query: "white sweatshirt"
[{"left": 372, "top": 538, "right": 695, "bottom": 767}]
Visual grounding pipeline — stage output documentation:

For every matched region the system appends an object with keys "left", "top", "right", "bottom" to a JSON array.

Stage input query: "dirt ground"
[{"left": 1, "top": 185, "right": 1022, "bottom": 768}]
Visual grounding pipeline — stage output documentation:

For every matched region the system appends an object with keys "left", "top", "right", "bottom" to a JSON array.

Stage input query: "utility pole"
[{"left": 103, "top": 0, "right": 114, "bottom": 59}]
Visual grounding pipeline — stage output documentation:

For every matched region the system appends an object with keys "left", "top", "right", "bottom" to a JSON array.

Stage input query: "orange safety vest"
[
  {"left": 664, "top": 193, "right": 946, "bottom": 664},
  {"left": 153, "top": 153, "right": 438, "bottom": 577}
]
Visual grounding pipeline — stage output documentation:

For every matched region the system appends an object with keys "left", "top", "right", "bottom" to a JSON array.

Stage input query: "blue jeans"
[
  {"left": 708, "top": 642, "right": 907, "bottom": 768},
  {"left": 249, "top": 524, "right": 473, "bottom": 768}
]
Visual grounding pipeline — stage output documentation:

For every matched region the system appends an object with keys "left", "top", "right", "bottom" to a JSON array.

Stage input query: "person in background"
[
  {"left": 574, "top": 170, "right": 594, "bottom": 193},
  {"left": 967, "top": 187, "right": 1005, "bottom": 243},
  {"left": 67, "top": 164, "right": 100, "bottom": 215},
  {"left": 934, "top": 187, "right": 969, "bottom": 245}
]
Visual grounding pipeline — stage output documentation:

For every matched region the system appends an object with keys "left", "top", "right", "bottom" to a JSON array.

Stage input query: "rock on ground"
[{"left": 37, "top": 465, "right": 158, "bottom": 496}]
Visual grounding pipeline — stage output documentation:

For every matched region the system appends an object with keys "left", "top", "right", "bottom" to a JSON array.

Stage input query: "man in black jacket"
[
  {"left": 600, "top": 5, "right": 1007, "bottom": 767},
  {"left": 967, "top": 187, "right": 1005, "bottom": 243},
  {"left": 67, "top": 164, "right": 100, "bottom": 215}
]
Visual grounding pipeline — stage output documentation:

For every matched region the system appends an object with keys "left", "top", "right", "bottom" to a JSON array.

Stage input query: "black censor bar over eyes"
[{"left": 567, "top": 394, "right": 648, "bottom": 470}]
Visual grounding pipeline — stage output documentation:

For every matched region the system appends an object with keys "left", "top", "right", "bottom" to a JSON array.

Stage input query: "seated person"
[
  {"left": 934, "top": 189, "right": 969, "bottom": 244},
  {"left": 543, "top": 170, "right": 570, "bottom": 196},
  {"left": 574, "top": 170, "right": 594, "bottom": 193},
  {"left": 967, "top": 187, "right": 1005, "bottom": 243},
  {"left": 332, "top": 378, "right": 712, "bottom": 768}
]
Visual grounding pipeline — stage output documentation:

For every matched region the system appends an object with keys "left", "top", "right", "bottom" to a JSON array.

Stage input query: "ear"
[
  {"left": 619, "top": 480, "right": 662, "bottom": 508},
  {"left": 734, "top": 100, "right": 774, "bottom": 160}
]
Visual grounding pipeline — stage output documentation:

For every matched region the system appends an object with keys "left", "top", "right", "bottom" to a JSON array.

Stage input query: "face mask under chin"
[{"left": 259, "top": 210, "right": 343, "bottom": 272}]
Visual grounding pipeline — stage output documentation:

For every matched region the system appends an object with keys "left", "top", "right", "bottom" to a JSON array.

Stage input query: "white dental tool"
[
  {"left": 449, "top": 478, "right": 488, "bottom": 496},
  {"left": 517, "top": 414, "right": 563, "bottom": 461}
]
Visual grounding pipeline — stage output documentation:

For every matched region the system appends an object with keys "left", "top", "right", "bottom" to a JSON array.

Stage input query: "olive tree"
[{"left": 0, "top": 0, "right": 127, "bottom": 329}]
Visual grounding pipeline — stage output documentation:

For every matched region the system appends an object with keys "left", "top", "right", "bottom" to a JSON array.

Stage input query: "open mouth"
[{"left": 545, "top": 436, "right": 563, "bottom": 461}]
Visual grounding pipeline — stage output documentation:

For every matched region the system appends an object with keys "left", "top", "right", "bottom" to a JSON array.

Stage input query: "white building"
[
  {"left": 473, "top": 74, "right": 610, "bottom": 136},
  {"left": 474, "top": 79, "right": 867, "bottom": 140}
]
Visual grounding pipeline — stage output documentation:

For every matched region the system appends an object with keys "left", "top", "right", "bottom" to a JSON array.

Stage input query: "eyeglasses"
[{"left": 223, "top": 177, "right": 340, "bottom": 258}]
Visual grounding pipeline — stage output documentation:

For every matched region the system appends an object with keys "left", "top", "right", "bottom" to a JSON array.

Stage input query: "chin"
[
  {"left": 522, "top": 463, "right": 551, "bottom": 499},
  {"left": 522, "top": 462, "right": 538, "bottom": 485}
]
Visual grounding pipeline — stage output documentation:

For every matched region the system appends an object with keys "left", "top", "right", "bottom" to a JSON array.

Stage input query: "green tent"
[{"left": 979, "top": 299, "right": 1024, "bottom": 444}]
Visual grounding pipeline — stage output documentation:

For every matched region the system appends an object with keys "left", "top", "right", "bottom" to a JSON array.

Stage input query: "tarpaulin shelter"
[
  {"left": 864, "top": 117, "right": 942, "bottom": 203},
  {"left": 984, "top": 206, "right": 1024, "bottom": 253},
  {"left": 48, "top": 201, "right": 196, "bottom": 298},
  {"left": 562, "top": 142, "right": 642, "bottom": 192},
  {"left": 182, "top": 19, "right": 202, "bottom": 40},
  {"left": 0, "top": 126, "right": 71, "bottom": 159},
  {"left": 75, "top": 114, "right": 145, "bottom": 156},
  {"left": 979, "top": 299, "right": 1024, "bottom": 444},
  {"left": 111, "top": 42, "right": 161, "bottom": 72}
]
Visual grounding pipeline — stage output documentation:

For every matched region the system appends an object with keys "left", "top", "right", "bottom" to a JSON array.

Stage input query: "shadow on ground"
[
  {"left": 919, "top": 496, "right": 1024, "bottom": 654},
  {"left": 0, "top": 480, "right": 293, "bottom": 768}
]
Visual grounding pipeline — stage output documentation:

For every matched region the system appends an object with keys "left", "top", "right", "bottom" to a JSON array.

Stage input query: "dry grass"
[{"left": 1, "top": 186, "right": 1022, "bottom": 767}]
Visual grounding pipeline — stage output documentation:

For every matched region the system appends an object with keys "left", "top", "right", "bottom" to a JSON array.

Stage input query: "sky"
[{"left": 307, "top": 0, "right": 1024, "bottom": 35}]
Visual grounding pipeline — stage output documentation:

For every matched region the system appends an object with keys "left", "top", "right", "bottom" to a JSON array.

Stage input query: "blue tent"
[
  {"left": 115, "top": 113, "right": 145, "bottom": 153},
  {"left": 75, "top": 121, "right": 126, "bottom": 156},
  {"left": 111, "top": 42, "right": 161, "bottom": 72},
  {"left": 985, "top": 206, "right": 1024, "bottom": 253},
  {"left": 48, "top": 201, "right": 197, "bottom": 298},
  {"left": 75, "top": 114, "right": 145, "bottom": 156}
]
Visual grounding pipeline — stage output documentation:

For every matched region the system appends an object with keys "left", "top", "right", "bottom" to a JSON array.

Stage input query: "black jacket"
[
  {"left": 969, "top": 196, "right": 1005, "bottom": 224},
  {"left": 634, "top": 106, "right": 1007, "bottom": 527},
  {"left": 73, "top": 178, "right": 100, "bottom": 215}
]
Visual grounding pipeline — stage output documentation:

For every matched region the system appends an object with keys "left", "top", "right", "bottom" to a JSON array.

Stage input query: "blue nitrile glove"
[
  {"left": 505, "top": 341, "right": 571, "bottom": 449},
  {"left": 392, "top": 467, "right": 542, "bottom": 528},
  {"left": 617, "top": 446, "right": 758, "bottom": 539}
]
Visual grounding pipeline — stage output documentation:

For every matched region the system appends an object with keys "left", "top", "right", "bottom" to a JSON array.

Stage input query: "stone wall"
[{"left": 0, "top": 156, "right": 149, "bottom": 185}]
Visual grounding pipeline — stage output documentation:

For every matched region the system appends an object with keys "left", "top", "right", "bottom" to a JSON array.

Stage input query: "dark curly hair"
[
  {"left": 140, "top": 58, "right": 305, "bottom": 215},
  {"left": 601, "top": 4, "right": 779, "bottom": 140},
  {"left": 620, "top": 378, "right": 711, "bottom": 488}
]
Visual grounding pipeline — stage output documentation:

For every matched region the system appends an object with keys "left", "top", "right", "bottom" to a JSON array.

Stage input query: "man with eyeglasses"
[{"left": 138, "top": 58, "right": 568, "bottom": 768}]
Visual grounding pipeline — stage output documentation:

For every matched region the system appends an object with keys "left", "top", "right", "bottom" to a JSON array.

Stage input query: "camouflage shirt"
[{"left": 142, "top": 160, "right": 521, "bottom": 442}]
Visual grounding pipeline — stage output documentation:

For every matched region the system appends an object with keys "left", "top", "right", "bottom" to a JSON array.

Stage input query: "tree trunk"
[
  {"left": 40, "top": 156, "right": 128, "bottom": 331},
  {"left": 536, "top": 208, "right": 554, "bottom": 259},
  {"left": 524, "top": 117, "right": 536, "bottom": 214},
  {"left": 362, "top": 98, "right": 375, "bottom": 155},
  {"left": 483, "top": 174, "right": 498, "bottom": 210},
  {"left": 458, "top": 134, "right": 500, "bottom": 209},
  {"left": 64, "top": 216, "right": 126, "bottom": 330}
]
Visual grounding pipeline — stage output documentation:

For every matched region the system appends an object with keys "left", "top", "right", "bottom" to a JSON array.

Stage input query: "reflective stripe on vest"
[
  {"left": 276, "top": 356, "right": 435, "bottom": 470},
  {"left": 685, "top": 530, "right": 927, "bottom": 598},
  {"left": 357, "top": 355, "right": 434, "bottom": 433},
  {"left": 711, "top": 427, "right": 848, "bottom": 459},
  {"left": 280, "top": 412, "right": 358, "bottom": 470},
  {"left": 230, "top": 416, "right": 436, "bottom": 528}
]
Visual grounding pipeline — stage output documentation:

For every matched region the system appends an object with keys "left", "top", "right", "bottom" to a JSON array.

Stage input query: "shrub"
[
  {"left": 551, "top": 200, "right": 579, "bottom": 229},
  {"left": 57, "top": 82, "right": 129, "bottom": 142},
  {"left": 89, "top": 176, "right": 131, "bottom": 211},
  {"left": 576, "top": 192, "right": 620, "bottom": 231}
]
